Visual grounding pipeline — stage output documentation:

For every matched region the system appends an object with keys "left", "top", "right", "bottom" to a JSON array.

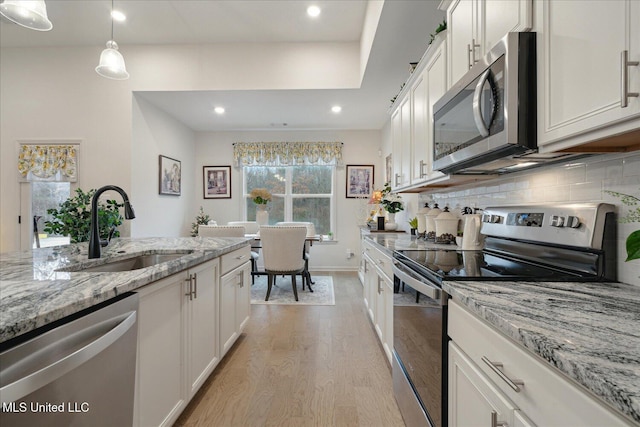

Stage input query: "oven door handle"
[{"left": 392, "top": 260, "right": 442, "bottom": 302}]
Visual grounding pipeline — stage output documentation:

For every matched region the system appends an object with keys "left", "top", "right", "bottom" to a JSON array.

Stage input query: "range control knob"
[
  {"left": 567, "top": 215, "right": 581, "bottom": 228},
  {"left": 483, "top": 214, "right": 501, "bottom": 224},
  {"left": 550, "top": 215, "right": 565, "bottom": 227}
]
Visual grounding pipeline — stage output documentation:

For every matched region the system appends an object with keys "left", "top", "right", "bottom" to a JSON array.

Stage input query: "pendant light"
[
  {"left": 0, "top": 0, "right": 53, "bottom": 31},
  {"left": 95, "top": 0, "right": 129, "bottom": 80}
]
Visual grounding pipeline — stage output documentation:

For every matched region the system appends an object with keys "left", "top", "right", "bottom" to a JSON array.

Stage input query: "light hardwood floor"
[{"left": 174, "top": 271, "right": 405, "bottom": 427}]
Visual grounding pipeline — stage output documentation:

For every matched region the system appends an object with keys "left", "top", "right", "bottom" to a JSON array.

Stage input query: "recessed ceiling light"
[
  {"left": 307, "top": 5, "right": 321, "bottom": 17},
  {"left": 331, "top": 105, "right": 342, "bottom": 113},
  {"left": 111, "top": 10, "right": 126, "bottom": 22},
  {"left": 214, "top": 107, "right": 225, "bottom": 114}
]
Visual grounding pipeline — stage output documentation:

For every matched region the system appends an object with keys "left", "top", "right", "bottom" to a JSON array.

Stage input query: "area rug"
[{"left": 251, "top": 275, "right": 335, "bottom": 306}]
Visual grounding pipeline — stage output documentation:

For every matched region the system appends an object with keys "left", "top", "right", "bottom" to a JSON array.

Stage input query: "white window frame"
[{"left": 242, "top": 165, "right": 337, "bottom": 236}]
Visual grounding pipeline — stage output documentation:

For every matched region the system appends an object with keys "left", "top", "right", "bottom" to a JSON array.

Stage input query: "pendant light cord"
[{"left": 111, "top": 0, "right": 114, "bottom": 41}]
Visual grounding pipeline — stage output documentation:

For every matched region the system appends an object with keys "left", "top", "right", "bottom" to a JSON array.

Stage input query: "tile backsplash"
[{"left": 419, "top": 152, "right": 640, "bottom": 286}]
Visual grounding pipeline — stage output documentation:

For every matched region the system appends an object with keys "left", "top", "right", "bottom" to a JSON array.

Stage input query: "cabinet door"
[
  {"left": 449, "top": 342, "right": 516, "bottom": 427},
  {"left": 538, "top": 0, "right": 640, "bottom": 149},
  {"left": 374, "top": 274, "right": 385, "bottom": 343},
  {"left": 363, "top": 254, "right": 377, "bottom": 322},
  {"left": 482, "top": 0, "right": 532, "bottom": 53},
  {"left": 187, "top": 260, "right": 219, "bottom": 397},
  {"left": 235, "top": 261, "right": 251, "bottom": 335},
  {"left": 391, "top": 107, "right": 403, "bottom": 189},
  {"left": 411, "top": 71, "right": 429, "bottom": 185},
  {"left": 426, "top": 39, "right": 448, "bottom": 181},
  {"left": 447, "top": 0, "right": 476, "bottom": 87},
  {"left": 382, "top": 274, "right": 394, "bottom": 364},
  {"left": 220, "top": 261, "right": 251, "bottom": 356},
  {"left": 400, "top": 96, "right": 412, "bottom": 187},
  {"left": 135, "top": 273, "right": 188, "bottom": 427}
]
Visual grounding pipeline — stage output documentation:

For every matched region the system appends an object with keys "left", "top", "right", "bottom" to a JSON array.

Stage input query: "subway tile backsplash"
[{"left": 419, "top": 152, "right": 640, "bottom": 286}]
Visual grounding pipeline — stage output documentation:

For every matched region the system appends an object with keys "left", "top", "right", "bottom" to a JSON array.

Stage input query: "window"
[
  {"left": 32, "top": 181, "right": 71, "bottom": 248},
  {"left": 244, "top": 165, "right": 334, "bottom": 235}
]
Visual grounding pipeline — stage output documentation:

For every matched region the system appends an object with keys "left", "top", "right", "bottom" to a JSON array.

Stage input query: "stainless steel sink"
[{"left": 61, "top": 252, "right": 192, "bottom": 273}]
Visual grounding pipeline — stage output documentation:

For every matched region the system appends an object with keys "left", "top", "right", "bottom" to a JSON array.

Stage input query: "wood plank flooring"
[{"left": 174, "top": 272, "right": 405, "bottom": 427}]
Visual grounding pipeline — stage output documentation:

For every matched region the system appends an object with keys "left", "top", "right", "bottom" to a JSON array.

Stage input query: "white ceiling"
[{"left": 0, "top": 0, "right": 446, "bottom": 131}]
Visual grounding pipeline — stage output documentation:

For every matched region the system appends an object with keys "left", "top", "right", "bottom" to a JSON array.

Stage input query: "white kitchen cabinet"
[
  {"left": 446, "top": 0, "right": 532, "bottom": 87},
  {"left": 412, "top": 36, "right": 448, "bottom": 186},
  {"left": 448, "top": 300, "right": 632, "bottom": 427},
  {"left": 135, "top": 271, "right": 187, "bottom": 427},
  {"left": 135, "top": 258, "right": 219, "bottom": 427},
  {"left": 535, "top": 0, "right": 640, "bottom": 152},
  {"left": 362, "top": 238, "right": 393, "bottom": 364},
  {"left": 186, "top": 260, "right": 220, "bottom": 397},
  {"left": 219, "top": 258, "right": 251, "bottom": 357},
  {"left": 449, "top": 342, "right": 518, "bottom": 427},
  {"left": 391, "top": 33, "right": 449, "bottom": 191},
  {"left": 391, "top": 96, "right": 411, "bottom": 190}
]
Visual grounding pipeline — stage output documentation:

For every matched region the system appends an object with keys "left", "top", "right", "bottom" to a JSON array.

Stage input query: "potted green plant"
[
  {"left": 408, "top": 217, "right": 418, "bottom": 235},
  {"left": 44, "top": 188, "right": 124, "bottom": 244}
]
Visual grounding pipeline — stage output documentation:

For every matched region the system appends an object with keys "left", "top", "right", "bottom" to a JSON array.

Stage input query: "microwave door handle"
[{"left": 473, "top": 68, "right": 492, "bottom": 137}]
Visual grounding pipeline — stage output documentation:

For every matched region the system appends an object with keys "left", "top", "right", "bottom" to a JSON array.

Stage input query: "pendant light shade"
[
  {"left": 0, "top": 0, "right": 53, "bottom": 31},
  {"left": 96, "top": 0, "right": 129, "bottom": 80},
  {"left": 95, "top": 40, "right": 129, "bottom": 80}
]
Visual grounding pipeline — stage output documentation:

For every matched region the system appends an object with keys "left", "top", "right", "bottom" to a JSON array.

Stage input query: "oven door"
[{"left": 392, "top": 260, "right": 448, "bottom": 427}]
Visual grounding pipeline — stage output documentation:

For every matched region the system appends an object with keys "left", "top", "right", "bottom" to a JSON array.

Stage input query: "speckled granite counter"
[
  {"left": 362, "top": 233, "right": 640, "bottom": 424},
  {"left": 0, "top": 237, "right": 250, "bottom": 344}
]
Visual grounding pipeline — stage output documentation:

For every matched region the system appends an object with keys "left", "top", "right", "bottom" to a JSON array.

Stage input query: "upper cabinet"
[
  {"left": 446, "top": 0, "right": 532, "bottom": 88},
  {"left": 536, "top": 0, "right": 640, "bottom": 152},
  {"left": 391, "top": 34, "right": 449, "bottom": 191}
]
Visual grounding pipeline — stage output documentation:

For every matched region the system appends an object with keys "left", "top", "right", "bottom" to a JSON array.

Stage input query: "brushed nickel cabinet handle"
[
  {"left": 419, "top": 160, "right": 428, "bottom": 178},
  {"left": 621, "top": 50, "right": 639, "bottom": 108},
  {"left": 491, "top": 411, "right": 508, "bottom": 427},
  {"left": 482, "top": 356, "right": 524, "bottom": 392},
  {"left": 184, "top": 276, "right": 193, "bottom": 300},
  {"left": 468, "top": 43, "right": 473, "bottom": 69},
  {"left": 395, "top": 173, "right": 401, "bottom": 186},
  {"left": 192, "top": 272, "right": 197, "bottom": 299},
  {"left": 472, "top": 38, "right": 480, "bottom": 64}
]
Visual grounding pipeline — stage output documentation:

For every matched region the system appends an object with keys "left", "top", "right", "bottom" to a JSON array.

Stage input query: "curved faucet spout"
[{"left": 88, "top": 185, "right": 135, "bottom": 259}]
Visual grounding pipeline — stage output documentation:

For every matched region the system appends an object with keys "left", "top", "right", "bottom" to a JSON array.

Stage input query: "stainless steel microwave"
[{"left": 433, "top": 32, "right": 540, "bottom": 174}]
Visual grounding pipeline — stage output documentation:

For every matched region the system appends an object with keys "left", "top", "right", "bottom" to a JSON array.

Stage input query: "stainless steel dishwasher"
[{"left": 0, "top": 292, "right": 138, "bottom": 427}]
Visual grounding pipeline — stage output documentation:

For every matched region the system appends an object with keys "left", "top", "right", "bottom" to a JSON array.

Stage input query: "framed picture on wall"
[
  {"left": 203, "top": 165, "right": 231, "bottom": 199},
  {"left": 159, "top": 155, "right": 181, "bottom": 196},
  {"left": 346, "top": 164, "right": 374, "bottom": 198}
]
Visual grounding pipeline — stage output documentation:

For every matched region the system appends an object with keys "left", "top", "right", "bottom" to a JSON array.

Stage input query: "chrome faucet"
[{"left": 89, "top": 185, "right": 136, "bottom": 259}]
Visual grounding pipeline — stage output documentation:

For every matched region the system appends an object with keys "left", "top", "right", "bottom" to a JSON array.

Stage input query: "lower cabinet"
[
  {"left": 134, "top": 245, "right": 252, "bottom": 427},
  {"left": 362, "top": 238, "right": 394, "bottom": 364},
  {"left": 220, "top": 259, "right": 251, "bottom": 357},
  {"left": 448, "top": 300, "right": 632, "bottom": 427}
]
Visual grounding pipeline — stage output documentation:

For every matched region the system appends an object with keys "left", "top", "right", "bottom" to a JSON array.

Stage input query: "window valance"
[
  {"left": 233, "top": 142, "right": 343, "bottom": 167},
  {"left": 18, "top": 144, "right": 78, "bottom": 182}
]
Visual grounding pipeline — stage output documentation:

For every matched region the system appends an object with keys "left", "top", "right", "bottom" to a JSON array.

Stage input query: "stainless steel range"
[{"left": 390, "top": 203, "right": 616, "bottom": 427}]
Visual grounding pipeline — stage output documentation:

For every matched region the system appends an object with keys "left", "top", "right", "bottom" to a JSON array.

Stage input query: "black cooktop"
[{"left": 394, "top": 249, "right": 593, "bottom": 283}]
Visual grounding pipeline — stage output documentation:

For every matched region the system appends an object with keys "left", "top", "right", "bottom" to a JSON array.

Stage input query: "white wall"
[
  {"left": 0, "top": 41, "right": 363, "bottom": 252},
  {"left": 131, "top": 96, "right": 196, "bottom": 237},
  {"left": 417, "top": 153, "right": 640, "bottom": 286},
  {"left": 194, "top": 129, "right": 383, "bottom": 270}
]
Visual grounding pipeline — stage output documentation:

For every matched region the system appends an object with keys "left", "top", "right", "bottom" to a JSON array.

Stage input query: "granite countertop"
[
  {"left": 444, "top": 280, "right": 640, "bottom": 424},
  {"left": 363, "top": 233, "right": 640, "bottom": 423},
  {"left": 0, "top": 237, "right": 250, "bottom": 344}
]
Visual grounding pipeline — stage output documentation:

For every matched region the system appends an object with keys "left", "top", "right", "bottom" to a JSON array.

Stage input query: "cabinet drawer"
[
  {"left": 363, "top": 239, "right": 393, "bottom": 280},
  {"left": 448, "top": 300, "right": 631, "bottom": 426},
  {"left": 220, "top": 245, "right": 251, "bottom": 275}
]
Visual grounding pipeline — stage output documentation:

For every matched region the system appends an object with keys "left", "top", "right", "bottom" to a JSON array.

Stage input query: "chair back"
[
  {"left": 260, "top": 226, "right": 306, "bottom": 272},
  {"left": 198, "top": 225, "right": 246, "bottom": 237},
  {"left": 227, "top": 221, "right": 260, "bottom": 234},
  {"left": 275, "top": 221, "right": 316, "bottom": 237}
]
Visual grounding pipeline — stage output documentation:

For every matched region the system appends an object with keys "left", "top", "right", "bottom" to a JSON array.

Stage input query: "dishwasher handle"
[{"left": 0, "top": 309, "right": 137, "bottom": 403}]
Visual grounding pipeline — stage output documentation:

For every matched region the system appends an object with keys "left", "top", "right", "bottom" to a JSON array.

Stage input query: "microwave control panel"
[{"left": 507, "top": 212, "right": 544, "bottom": 227}]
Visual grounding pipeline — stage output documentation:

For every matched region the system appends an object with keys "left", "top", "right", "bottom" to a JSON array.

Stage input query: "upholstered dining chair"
[
  {"left": 198, "top": 225, "right": 259, "bottom": 282},
  {"left": 260, "top": 225, "right": 308, "bottom": 301},
  {"left": 226, "top": 221, "right": 261, "bottom": 283},
  {"left": 275, "top": 221, "right": 316, "bottom": 288}
]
